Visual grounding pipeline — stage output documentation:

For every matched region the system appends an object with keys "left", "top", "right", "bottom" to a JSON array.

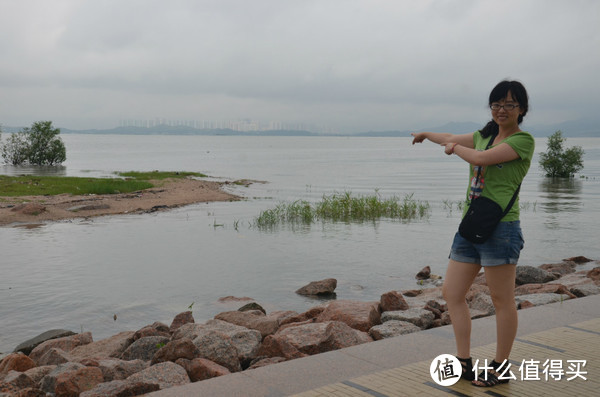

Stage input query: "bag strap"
[{"left": 472, "top": 131, "right": 521, "bottom": 215}]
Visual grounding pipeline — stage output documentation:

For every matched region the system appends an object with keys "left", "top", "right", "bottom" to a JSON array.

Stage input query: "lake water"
[{"left": 1, "top": 134, "right": 599, "bottom": 353}]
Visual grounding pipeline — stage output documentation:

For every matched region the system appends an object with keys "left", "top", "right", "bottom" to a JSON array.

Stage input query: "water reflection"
[
  {"left": 0, "top": 164, "right": 67, "bottom": 177},
  {"left": 539, "top": 178, "right": 583, "bottom": 214},
  {"left": 538, "top": 177, "right": 583, "bottom": 230}
]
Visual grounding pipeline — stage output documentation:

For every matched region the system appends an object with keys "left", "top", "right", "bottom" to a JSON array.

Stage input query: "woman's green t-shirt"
[{"left": 465, "top": 131, "right": 535, "bottom": 222}]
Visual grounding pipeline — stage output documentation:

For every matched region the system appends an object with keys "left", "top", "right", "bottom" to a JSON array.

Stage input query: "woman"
[{"left": 411, "top": 80, "right": 535, "bottom": 387}]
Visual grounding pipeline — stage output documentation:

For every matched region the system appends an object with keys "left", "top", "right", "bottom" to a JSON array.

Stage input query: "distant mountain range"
[{"left": 2, "top": 119, "right": 599, "bottom": 137}]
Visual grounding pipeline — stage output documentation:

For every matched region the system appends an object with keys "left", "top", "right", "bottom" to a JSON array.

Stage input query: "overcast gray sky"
[{"left": 1, "top": 0, "right": 598, "bottom": 133}]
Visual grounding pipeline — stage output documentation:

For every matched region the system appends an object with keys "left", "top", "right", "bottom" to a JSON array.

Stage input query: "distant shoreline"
[{"left": 3, "top": 121, "right": 599, "bottom": 137}]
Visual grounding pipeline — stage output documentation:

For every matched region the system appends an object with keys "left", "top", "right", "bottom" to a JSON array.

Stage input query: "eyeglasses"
[{"left": 490, "top": 104, "right": 519, "bottom": 111}]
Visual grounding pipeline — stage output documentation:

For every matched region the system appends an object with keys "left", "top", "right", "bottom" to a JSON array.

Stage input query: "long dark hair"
[{"left": 479, "top": 80, "right": 529, "bottom": 138}]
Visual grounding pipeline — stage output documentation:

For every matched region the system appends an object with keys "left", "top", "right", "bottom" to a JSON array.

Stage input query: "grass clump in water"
[{"left": 255, "top": 191, "right": 430, "bottom": 228}]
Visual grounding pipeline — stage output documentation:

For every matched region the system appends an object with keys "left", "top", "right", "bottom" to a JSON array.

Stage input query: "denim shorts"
[{"left": 449, "top": 221, "right": 524, "bottom": 266}]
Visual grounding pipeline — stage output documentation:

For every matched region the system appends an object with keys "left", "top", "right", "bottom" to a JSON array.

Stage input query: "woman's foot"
[
  {"left": 457, "top": 357, "right": 474, "bottom": 381},
  {"left": 472, "top": 360, "right": 510, "bottom": 387}
]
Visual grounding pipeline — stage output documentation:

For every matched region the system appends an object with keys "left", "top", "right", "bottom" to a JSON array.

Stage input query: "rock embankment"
[{"left": 1, "top": 257, "right": 598, "bottom": 396}]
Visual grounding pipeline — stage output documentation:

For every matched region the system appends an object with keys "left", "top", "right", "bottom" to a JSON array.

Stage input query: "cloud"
[{"left": 0, "top": 0, "right": 599, "bottom": 132}]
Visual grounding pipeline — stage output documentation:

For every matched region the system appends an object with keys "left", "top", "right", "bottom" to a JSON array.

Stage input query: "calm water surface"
[{"left": 1, "top": 135, "right": 599, "bottom": 352}]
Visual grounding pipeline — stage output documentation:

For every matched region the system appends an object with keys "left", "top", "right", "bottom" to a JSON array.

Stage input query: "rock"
[
  {"left": 423, "top": 304, "right": 442, "bottom": 319},
  {"left": 13, "top": 330, "right": 76, "bottom": 356},
  {"left": 564, "top": 256, "right": 592, "bottom": 263},
  {"left": 175, "top": 358, "right": 231, "bottom": 382},
  {"left": 39, "top": 363, "right": 86, "bottom": 394},
  {"left": 381, "top": 308, "right": 435, "bottom": 329},
  {"left": 80, "top": 380, "right": 160, "bottom": 397},
  {"left": 547, "top": 271, "right": 595, "bottom": 288},
  {"left": 473, "top": 272, "right": 487, "bottom": 285},
  {"left": 379, "top": 291, "right": 409, "bottom": 312},
  {"left": 120, "top": 336, "right": 170, "bottom": 361},
  {"left": 217, "top": 296, "right": 254, "bottom": 303},
  {"left": 132, "top": 322, "right": 170, "bottom": 341},
  {"left": 515, "top": 266, "right": 558, "bottom": 285},
  {"left": 238, "top": 302, "right": 266, "bottom": 314},
  {"left": 23, "top": 366, "right": 55, "bottom": 385},
  {"left": 192, "top": 331, "right": 242, "bottom": 372},
  {"left": 151, "top": 338, "right": 198, "bottom": 365},
  {"left": 54, "top": 366, "right": 104, "bottom": 397},
  {"left": 257, "top": 335, "right": 306, "bottom": 360},
  {"left": 316, "top": 300, "right": 381, "bottom": 332},
  {"left": 539, "top": 262, "right": 576, "bottom": 277},
  {"left": 295, "top": 278, "right": 337, "bottom": 296},
  {"left": 587, "top": 267, "right": 600, "bottom": 282},
  {"left": 570, "top": 284, "right": 600, "bottom": 297},
  {"left": 0, "top": 353, "right": 36, "bottom": 377},
  {"left": 201, "top": 320, "right": 262, "bottom": 363},
  {"left": 67, "top": 204, "right": 110, "bottom": 212},
  {"left": 36, "top": 348, "right": 72, "bottom": 366},
  {"left": 2, "top": 371, "right": 34, "bottom": 389},
  {"left": 519, "top": 301, "right": 536, "bottom": 309},
  {"left": 265, "top": 321, "right": 371, "bottom": 356},
  {"left": 368, "top": 320, "right": 421, "bottom": 340},
  {"left": 169, "top": 312, "right": 194, "bottom": 333},
  {"left": 11, "top": 204, "right": 46, "bottom": 215},
  {"left": 468, "top": 294, "right": 495, "bottom": 316},
  {"left": 416, "top": 266, "right": 431, "bottom": 280},
  {"left": 514, "top": 293, "right": 572, "bottom": 307},
  {"left": 69, "top": 331, "right": 135, "bottom": 361},
  {"left": 514, "top": 283, "right": 577, "bottom": 299},
  {"left": 96, "top": 359, "right": 148, "bottom": 382},
  {"left": 402, "top": 289, "right": 423, "bottom": 297},
  {"left": 279, "top": 307, "right": 324, "bottom": 326},
  {"left": 126, "top": 361, "right": 190, "bottom": 390},
  {"left": 29, "top": 332, "right": 92, "bottom": 364},
  {"left": 247, "top": 357, "right": 287, "bottom": 370},
  {"left": 214, "top": 310, "right": 280, "bottom": 338}
]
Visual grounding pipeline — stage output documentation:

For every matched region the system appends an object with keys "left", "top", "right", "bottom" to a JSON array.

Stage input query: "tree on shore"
[
  {"left": 539, "top": 130, "right": 584, "bottom": 178},
  {"left": 0, "top": 121, "right": 66, "bottom": 166}
]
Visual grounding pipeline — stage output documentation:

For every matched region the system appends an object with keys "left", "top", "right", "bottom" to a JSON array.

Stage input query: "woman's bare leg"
[
  {"left": 442, "top": 260, "right": 482, "bottom": 358},
  {"left": 484, "top": 264, "right": 518, "bottom": 362}
]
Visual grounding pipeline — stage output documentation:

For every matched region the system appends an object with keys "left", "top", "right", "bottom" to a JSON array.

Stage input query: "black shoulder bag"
[{"left": 458, "top": 133, "right": 521, "bottom": 244}]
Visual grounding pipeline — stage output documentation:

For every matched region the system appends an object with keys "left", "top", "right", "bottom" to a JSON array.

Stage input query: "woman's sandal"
[
  {"left": 472, "top": 360, "right": 510, "bottom": 387},
  {"left": 457, "top": 357, "right": 475, "bottom": 381}
]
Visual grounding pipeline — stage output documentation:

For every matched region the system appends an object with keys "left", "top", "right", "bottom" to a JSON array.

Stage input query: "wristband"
[{"left": 451, "top": 143, "right": 459, "bottom": 154}]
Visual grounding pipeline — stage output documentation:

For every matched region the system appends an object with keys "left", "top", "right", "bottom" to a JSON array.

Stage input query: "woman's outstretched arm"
[{"left": 411, "top": 132, "right": 475, "bottom": 148}]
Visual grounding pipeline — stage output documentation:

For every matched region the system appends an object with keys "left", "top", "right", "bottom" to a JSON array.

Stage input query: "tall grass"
[{"left": 255, "top": 191, "right": 430, "bottom": 228}]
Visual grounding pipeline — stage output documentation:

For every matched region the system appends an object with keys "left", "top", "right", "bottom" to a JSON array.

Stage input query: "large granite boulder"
[
  {"left": 126, "top": 361, "right": 190, "bottom": 390},
  {"left": 13, "top": 330, "right": 76, "bottom": 356},
  {"left": 379, "top": 291, "right": 409, "bottom": 312},
  {"left": 29, "top": 333, "right": 93, "bottom": 365},
  {"left": 175, "top": 358, "right": 231, "bottom": 382},
  {"left": 120, "top": 336, "right": 170, "bottom": 361},
  {"left": 192, "top": 331, "right": 242, "bottom": 372},
  {"left": 381, "top": 308, "right": 435, "bottom": 329},
  {"left": 262, "top": 321, "right": 371, "bottom": 356},
  {"left": 515, "top": 266, "right": 557, "bottom": 285},
  {"left": 295, "top": 278, "right": 337, "bottom": 296},
  {"left": 316, "top": 300, "right": 381, "bottom": 332},
  {"left": 368, "top": 320, "right": 421, "bottom": 340}
]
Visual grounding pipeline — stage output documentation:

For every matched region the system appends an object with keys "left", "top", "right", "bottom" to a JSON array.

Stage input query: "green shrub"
[
  {"left": 539, "top": 130, "right": 584, "bottom": 177},
  {"left": 1, "top": 121, "right": 66, "bottom": 166}
]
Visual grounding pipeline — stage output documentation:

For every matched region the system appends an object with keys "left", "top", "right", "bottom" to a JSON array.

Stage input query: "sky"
[{"left": 1, "top": 0, "right": 599, "bottom": 134}]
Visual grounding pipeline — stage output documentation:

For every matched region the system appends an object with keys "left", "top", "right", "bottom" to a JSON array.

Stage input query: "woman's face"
[{"left": 491, "top": 91, "right": 523, "bottom": 129}]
